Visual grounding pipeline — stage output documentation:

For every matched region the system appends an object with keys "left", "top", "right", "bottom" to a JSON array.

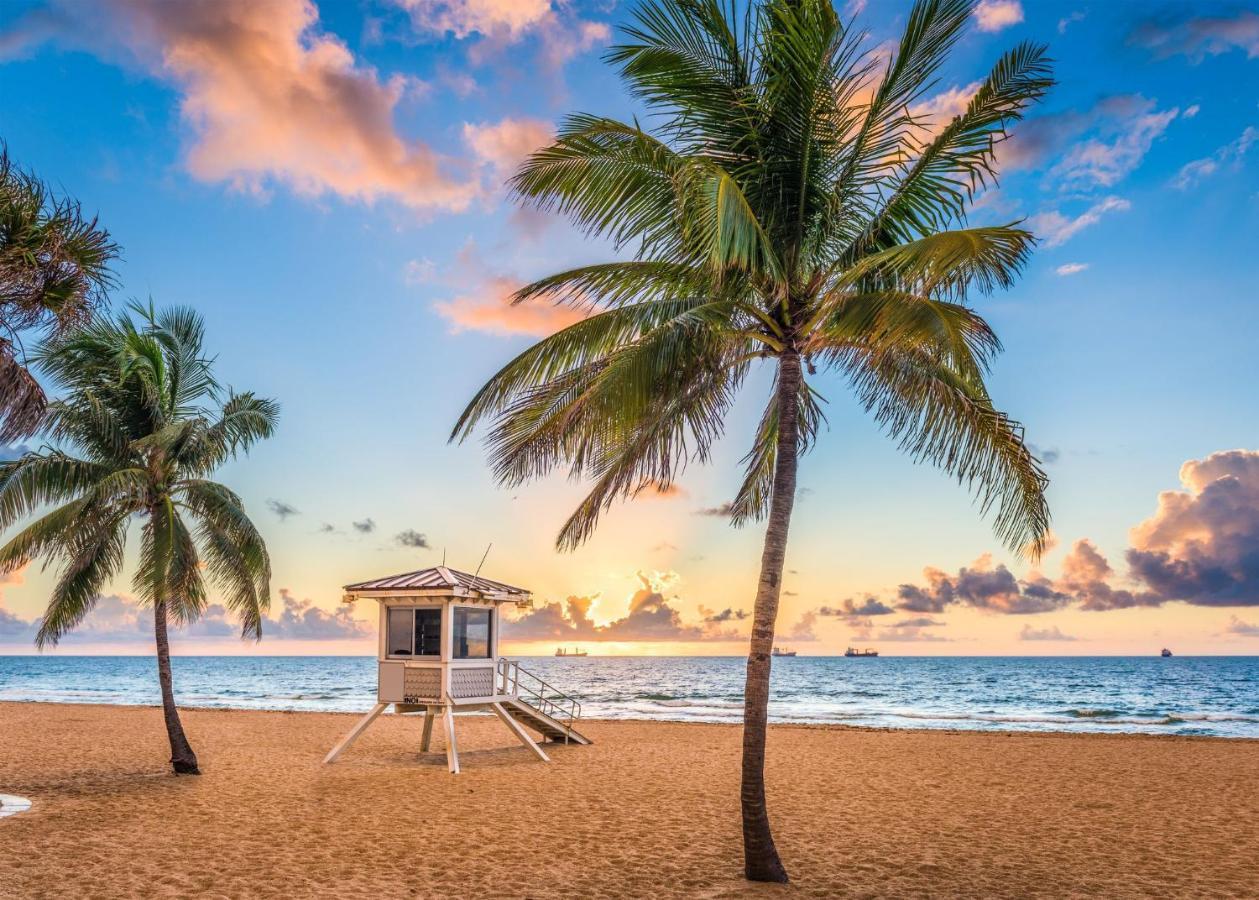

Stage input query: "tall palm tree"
[
  {"left": 1, "top": 146, "right": 118, "bottom": 443},
  {"left": 452, "top": 0, "right": 1052, "bottom": 881},
  {"left": 0, "top": 303, "right": 277, "bottom": 775}
]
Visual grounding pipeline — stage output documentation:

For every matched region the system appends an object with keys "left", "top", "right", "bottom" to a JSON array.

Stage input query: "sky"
[{"left": 1, "top": 0, "right": 1258, "bottom": 657}]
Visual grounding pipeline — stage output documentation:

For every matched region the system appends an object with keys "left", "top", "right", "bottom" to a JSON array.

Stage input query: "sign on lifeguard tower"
[{"left": 323, "top": 566, "right": 590, "bottom": 773}]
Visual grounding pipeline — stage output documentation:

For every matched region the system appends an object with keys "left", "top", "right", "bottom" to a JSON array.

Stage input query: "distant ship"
[
  {"left": 771, "top": 647, "right": 797, "bottom": 657},
  {"left": 555, "top": 647, "right": 588, "bottom": 657},
  {"left": 1161, "top": 648, "right": 1173, "bottom": 657},
  {"left": 844, "top": 647, "right": 879, "bottom": 657}
]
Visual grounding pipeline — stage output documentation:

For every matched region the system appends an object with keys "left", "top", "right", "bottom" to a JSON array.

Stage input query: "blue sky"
[{"left": 1, "top": 0, "right": 1258, "bottom": 655}]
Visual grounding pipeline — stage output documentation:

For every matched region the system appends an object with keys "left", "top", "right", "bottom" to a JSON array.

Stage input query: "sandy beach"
[{"left": 1, "top": 702, "right": 1256, "bottom": 898}]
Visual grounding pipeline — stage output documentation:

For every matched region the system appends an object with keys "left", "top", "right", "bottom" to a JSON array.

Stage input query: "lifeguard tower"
[{"left": 323, "top": 566, "right": 590, "bottom": 773}]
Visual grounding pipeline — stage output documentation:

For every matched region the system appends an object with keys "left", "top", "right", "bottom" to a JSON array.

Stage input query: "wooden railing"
[{"left": 496, "top": 658, "right": 583, "bottom": 732}]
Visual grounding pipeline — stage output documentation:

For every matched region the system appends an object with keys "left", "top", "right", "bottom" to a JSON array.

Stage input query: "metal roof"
[{"left": 343, "top": 565, "right": 529, "bottom": 596}]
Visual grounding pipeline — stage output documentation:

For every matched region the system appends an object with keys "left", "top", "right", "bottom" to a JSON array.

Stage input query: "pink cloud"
[
  {"left": 463, "top": 117, "right": 554, "bottom": 185},
  {"left": 973, "top": 0, "right": 1023, "bottom": 34},
  {"left": 1028, "top": 196, "right": 1131, "bottom": 248},
  {"left": 1172, "top": 126, "right": 1257, "bottom": 190}
]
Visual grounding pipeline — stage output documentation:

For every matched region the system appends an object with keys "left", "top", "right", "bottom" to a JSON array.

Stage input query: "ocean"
[{"left": 2, "top": 655, "right": 1257, "bottom": 738}]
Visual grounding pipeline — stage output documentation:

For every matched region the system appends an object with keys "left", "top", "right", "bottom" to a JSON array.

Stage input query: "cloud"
[
  {"left": 503, "top": 571, "right": 740, "bottom": 642},
  {"left": 463, "top": 117, "right": 553, "bottom": 186},
  {"left": 267, "top": 589, "right": 372, "bottom": 639},
  {"left": 1129, "top": 11, "right": 1259, "bottom": 62},
  {"left": 1001, "top": 95, "right": 1177, "bottom": 186},
  {"left": 1123, "top": 450, "right": 1259, "bottom": 607},
  {"left": 1057, "top": 11, "right": 1086, "bottom": 34},
  {"left": 1224, "top": 616, "right": 1259, "bottom": 637},
  {"left": 787, "top": 611, "right": 819, "bottom": 642},
  {"left": 818, "top": 597, "right": 896, "bottom": 618},
  {"left": 1172, "top": 126, "right": 1258, "bottom": 190},
  {"left": 14, "top": 0, "right": 490, "bottom": 212},
  {"left": 318, "top": 523, "right": 337, "bottom": 533},
  {"left": 701, "top": 607, "right": 749, "bottom": 624},
  {"left": 910, "top": 81, "right": 982, "bottom": 137},
  {"left": 1054, "top": 263, "right": 1088, "bottom": 277},
  {"left": 1050, "top": 104, "right": 1180, "bottom": 189},
  {"left": 404, "top": 258, "right": 437, "bottom": 285},
  {"left": 352, "top": 518, "right": 377, "bottom": 534},
  {"left": 1019, "top": 624, "right": 1077, "bottom": 641},
  {"left": 1029, "top": 196, "right": 1131, "bottom": 248},
  {"left": 1183, "top": 105, "right": 1200, "bottom": 119},
  {"left": 1029, "top": 443, "right": 1060, "bottom": 464},
  {"left": 395, "top": 529, "right": 430, "bottom": 549},
  {"left": 393, "top": 0, "right": 610, "bottom": 69},
  {"left": 695, "top": 502, "right": 736, "bottom": 517},
  {"left": 266, "top": 499, "right": 300, "bottom": 521},
  {"left": 897, "top": 554, "right": 1072, "bottom": 615},
  {"left": 973, "top": 0, "right": 1023, "bottom": 33},
  {"left": 432, "top": 242, "right": 585, "bottom": 337}
]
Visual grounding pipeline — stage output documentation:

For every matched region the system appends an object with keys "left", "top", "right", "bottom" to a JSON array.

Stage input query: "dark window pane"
[
  {"left": 415, "top": 608, "right": 442, "bottom": 656},
  {"left": 453, "top": 607, "right": 491, "bottom": 659},
  {"left": 387, "top": 608, "right": 413, "bottom": 656}
]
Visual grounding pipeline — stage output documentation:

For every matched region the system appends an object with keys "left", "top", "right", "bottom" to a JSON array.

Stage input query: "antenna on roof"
[
  {"left": 442, "top": 547, "right": 447, "bottom": 566},
  {"left": 472, "top": 543, "right": 492, "bottom": 587}
]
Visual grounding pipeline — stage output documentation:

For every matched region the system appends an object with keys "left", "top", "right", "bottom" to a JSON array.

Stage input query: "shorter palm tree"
[
  {"left": 0, "top": 303, "right": 278, "bottom": 774},
  {"left": 1, "top": 146, "right": 118, "bottom": 442}
]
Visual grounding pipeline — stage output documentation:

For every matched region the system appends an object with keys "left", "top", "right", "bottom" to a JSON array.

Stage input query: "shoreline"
[
  {"left": 1, "top": 695, "right": 1255, "bottom": 741},
  {"left": 3, "top": 701, "right": 1257, "bottom": 897}
]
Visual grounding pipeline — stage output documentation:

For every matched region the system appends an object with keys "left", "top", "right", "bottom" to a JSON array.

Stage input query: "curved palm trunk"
[
  {"left": 741, "top": 351, "right": 802, "bottom": 883},
  {"left": 154, "top": 598, "right": 199, "bottom": 775}
]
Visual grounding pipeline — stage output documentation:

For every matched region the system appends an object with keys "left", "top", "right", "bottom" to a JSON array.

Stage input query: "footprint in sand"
[{"left": 0, "top": 794, "right": 33, "bottom": 818}]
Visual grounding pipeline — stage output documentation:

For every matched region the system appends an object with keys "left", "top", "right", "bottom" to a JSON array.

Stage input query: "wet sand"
[{"left": 1, "top": 701, "right": 1256, "bottom": 898}]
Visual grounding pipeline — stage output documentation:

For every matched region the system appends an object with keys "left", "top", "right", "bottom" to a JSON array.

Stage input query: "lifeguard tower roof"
[{"left": 344, "top": 565, "right": 529, "bottom": 598}]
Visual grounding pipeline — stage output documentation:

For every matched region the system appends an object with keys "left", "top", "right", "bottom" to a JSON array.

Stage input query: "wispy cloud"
[
  {"left": 1054, "top": 263, "right": 1088, "bottom": 277},
  {"left": 1029, "top": 196, "right": 1130, "bottom": 248},
  {"left": 352, "top": 518, "right": 377, "bottom": 534},
  {"left": 1057, "top": 11, "right": 1086, "bottom": 35},
  {"left": 1172, "top": 126, "right": 1257, "bottom": 190},
  {"left": 1019, "top": 624, "right": 1077, "bottom": 641},
  {"left": 1130, "top": 11, "right": 1259, "bottom": 62}
]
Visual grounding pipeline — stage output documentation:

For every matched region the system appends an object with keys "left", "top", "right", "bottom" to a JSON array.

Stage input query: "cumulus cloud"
[
  {"left": 352, "top": 518, "right": 377, "bottom": 534},
  {"left": 396, "top": 529, "right": 430, "bottom": 549},
  {"left": 1129, "top": 11, "right": 1259, "bottom": 62},
  {"left": 1055, "top": 263, "right": 1088, "bottom": 277},
  {"left": 1029, "top": 196, "right": 1130, "bottom": 248},
  {"left": 266, "top": 499, "right": 300, "bottom": 521},
  {"left": 1029, "top": 443, "right": 1061, "bottom": 464},
  {"left": 1019, "top": 624, "right": 1077, "bottom": 641},
  {"left": 267, "top": 589, "right": 372, "bottom": 639},
  {"left": 462, "top": 117, "right": 553, "bottom": 186},
  {"left": 1123, "top": 450, "right": 1259, "bottom": 607},
  {"left": 1172, "top": 126, "right": 1257, "bottom": 190},
  {"left": 0, "top": 444, "right": 32, "bottom": 462},
  {"left": 2, "top": 0, "right": 570, "bottom": 214},
  {"left": 897, "top": 554, "right": 1072, "bottom": 615},
  {"left": 503, "top": 571, "right": 740, "bottom": 642},
  {"left": 886, "top": 450, "right": 1259, "bottom": 616},
  {"left": 973, "top": 0, "right": 1023, "bottom": 33}
]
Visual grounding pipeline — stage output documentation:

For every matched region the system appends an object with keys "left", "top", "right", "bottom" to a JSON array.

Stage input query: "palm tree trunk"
[
  {"left": 740, "top": 350, "right": 802, "bottom": 883},
  {"left": 154, "top": 598, "right": 199, "bottom": 775}
]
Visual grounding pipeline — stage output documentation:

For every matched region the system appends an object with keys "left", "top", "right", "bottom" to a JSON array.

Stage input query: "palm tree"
[
  {"left": 0, "top": 303, "right": 278, "bottom": 775},
  {"left": 452, "top": 0, "right": 1052, "bottom": 882},
  {"left": 1, "top": 146, "right": 119, "bottom": 443}
]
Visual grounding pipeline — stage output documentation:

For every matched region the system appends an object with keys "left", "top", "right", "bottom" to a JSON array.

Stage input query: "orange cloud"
[
  {"left": 434, "top": 273, "right": 583, "bottom": 337},
  {"left": 463, "top": 117, "right": 554, "bottom": 185},
  {"left": 91, "top": 0, "right": 481, "bottom": 211}
]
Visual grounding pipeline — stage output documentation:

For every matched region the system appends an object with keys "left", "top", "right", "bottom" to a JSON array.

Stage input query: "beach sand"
[{"left": 1, "top": 702, "right": 1256, "bottom": 898}]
